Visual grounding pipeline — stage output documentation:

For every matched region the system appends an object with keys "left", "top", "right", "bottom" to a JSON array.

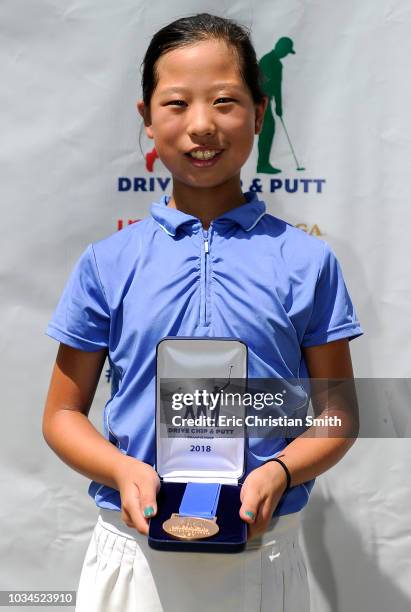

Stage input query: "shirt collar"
[{"left": 150, "top": 191, "right": 266, "bottom": 236}]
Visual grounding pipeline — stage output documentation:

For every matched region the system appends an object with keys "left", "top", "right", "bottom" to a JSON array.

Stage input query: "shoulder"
[
  {"left": 94, "top": 216, "right": 152, "bottom": 248},
  {"left": 91, "top": 216, "right": 153, "bottom": 261},
  {"left": 255, "top": 212, "right": 334, "bottom": 286},
  {"left": 87, "top": 216, "right": 155, "bottom": 286},
  {"left": 259, "top": 212, "right": 327, "bottom": 263}
]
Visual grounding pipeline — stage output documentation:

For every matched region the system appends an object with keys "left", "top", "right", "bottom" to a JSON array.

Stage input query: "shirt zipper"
[{"left": 201, "top": 223, "right": 212, "bottom": 326}]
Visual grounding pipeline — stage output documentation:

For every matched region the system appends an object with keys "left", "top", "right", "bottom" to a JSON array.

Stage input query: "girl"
[{"left": 43, "top": 12, "right": 363, "bottom": 612}]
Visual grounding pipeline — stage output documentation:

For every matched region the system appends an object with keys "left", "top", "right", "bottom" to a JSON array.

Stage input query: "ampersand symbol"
[{"left": 249, "top": 178, "right": 262, "bottom": 193}]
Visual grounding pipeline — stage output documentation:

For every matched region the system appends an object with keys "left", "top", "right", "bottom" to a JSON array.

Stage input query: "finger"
[
  {"left": 140, "top": 495, "right": 157, "bottom": 521},
  {"left": 121, "top": 481, "right": 153, "bottom": 535},
  {"left": 248, "top": 520, "right": 266, "bottom": 541},
  {"left": 239, "top": 491, "right": 260, "bottom": 524},
  {"left": 120, "top": 469, "right": 160, "bottom": 534},
  {"left": 138, "top": 479, "right": 158, "bottom": 522},
  {"left": 247, "top": 500, "right": 273, "bottom": 540},
  {"left": 122, "top": 495, "right": 150, "bottom": 535},
  {"left": 247, "top": 512, "right": 268, "bottom": 539}
]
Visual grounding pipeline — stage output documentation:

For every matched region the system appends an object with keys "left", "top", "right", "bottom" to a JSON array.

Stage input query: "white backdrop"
[{"left": 1, "top": 1, "right": 411, "bottom": 610}]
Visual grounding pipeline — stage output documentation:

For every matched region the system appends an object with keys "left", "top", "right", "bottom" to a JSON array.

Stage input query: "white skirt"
[{"left": 75, "top": 508, "right": 310, "bottom": 612}]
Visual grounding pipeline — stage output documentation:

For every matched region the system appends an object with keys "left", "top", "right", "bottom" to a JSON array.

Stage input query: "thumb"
[
  {"left": 138, "top": 481, "right": 158, "bottom": 520},
  {"left": 239, "top": 491, "right": 259, "bottom": 524}
]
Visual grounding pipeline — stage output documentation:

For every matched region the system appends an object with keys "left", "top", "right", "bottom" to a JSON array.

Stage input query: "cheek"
[
  {"left": 228, "top": 109, "right": 256, "bottom": 135},
  {"left": 229, "top": 113, "right": 255, "bottom": 144},
  {"left": 151, "top": 112, "right": 182, "bottom": 140}
]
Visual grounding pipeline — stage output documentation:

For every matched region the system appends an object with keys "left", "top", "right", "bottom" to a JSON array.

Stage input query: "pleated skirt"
[{"left": 75, "top": 508, "right": 310, "bottom": 612}]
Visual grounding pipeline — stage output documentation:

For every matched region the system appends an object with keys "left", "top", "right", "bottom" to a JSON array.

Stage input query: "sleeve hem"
[
  {"left": 45, "top": 325, "right": 109, "bottom": 352},
  {"left": 301, "top": 323, "right": 364, "bottom": 348}
]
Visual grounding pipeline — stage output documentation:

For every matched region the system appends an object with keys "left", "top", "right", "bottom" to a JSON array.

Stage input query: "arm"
[
  {"left": 264, "top": 338, "right": 359, "bottom": 484},
  {"left": 42, "top": 343, "right": 160, "bottom": 533},
  {"left": 240, "top": 338, "right": 359, "bottom": 538}
]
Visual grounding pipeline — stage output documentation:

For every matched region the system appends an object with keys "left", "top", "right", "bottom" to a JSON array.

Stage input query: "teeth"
[{"left": 190, "top": 150, "right": 220, "bottom": 160}]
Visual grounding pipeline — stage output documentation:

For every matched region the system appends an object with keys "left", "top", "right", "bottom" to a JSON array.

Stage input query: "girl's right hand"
[{"left": 113, "top": 455, "right": 160, "bottom": 535}]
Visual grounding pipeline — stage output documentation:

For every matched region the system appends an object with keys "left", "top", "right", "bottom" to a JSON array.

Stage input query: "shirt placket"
[{"left": 200, "top": 222, "right": 213, "bottom": 327}]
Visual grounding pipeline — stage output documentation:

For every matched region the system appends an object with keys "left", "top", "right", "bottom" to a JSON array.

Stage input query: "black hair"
[
  {"left": 140, "top": 12, "right": 265, "bottom": 110},
  {"left": 137, "top": 13, "right": 265, "bottom": 157}
]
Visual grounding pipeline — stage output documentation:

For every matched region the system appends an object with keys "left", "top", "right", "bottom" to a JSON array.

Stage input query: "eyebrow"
[{"left": 159, "top": 83, "right": 242, "bottom": 94}]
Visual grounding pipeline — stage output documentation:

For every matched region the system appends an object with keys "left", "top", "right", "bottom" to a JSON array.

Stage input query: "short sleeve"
[
  {"left": 45, "top": 244, "right": 110, "bottom": 351},
  {"left": 301, "top": 242, "right": 363, "bottom": 347}
]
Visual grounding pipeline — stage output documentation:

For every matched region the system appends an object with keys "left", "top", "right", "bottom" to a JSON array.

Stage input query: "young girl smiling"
[{"left": 43, "top": 12, "right": 363, "bottom": 612}]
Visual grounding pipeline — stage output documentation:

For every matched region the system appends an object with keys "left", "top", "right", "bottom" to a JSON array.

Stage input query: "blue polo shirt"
[{"left": 45, "top": 191, "right": 363, "bottom": 516}]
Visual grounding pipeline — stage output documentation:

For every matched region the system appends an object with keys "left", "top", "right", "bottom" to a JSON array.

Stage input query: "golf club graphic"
[{"left": 279, "top": 116, "right": 305, "bottom": 172}]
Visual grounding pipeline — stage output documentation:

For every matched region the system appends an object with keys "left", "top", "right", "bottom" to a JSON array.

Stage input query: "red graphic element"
[
  {"left": 117, "top": 219, "right": 141, "bottom": 231},
  {"left": 145, "top": 147, "right": 159, "bottom": 172}
]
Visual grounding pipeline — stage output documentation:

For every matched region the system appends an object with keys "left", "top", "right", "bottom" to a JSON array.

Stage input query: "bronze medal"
[{"left": 162, "top": 513, "right": 219, "bottom": 540}]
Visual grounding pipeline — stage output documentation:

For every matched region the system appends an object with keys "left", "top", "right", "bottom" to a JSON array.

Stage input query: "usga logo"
[{"left": 295, "top": 223, "right": 323, "bottom": 237}]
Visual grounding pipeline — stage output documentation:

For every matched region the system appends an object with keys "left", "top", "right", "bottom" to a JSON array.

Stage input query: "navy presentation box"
[{"left": 148, "top": 337, "right": 248, "bottom": 553}]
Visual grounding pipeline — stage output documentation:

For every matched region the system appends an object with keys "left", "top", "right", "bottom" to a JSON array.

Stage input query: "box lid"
[{"left": 155, "top": 337, "right": 248, "bottom": 484}]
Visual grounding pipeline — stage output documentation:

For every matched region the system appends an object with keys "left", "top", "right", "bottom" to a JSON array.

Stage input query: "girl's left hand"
[{"left": 239, "top": 461, "right": 288, "bottom": 540}]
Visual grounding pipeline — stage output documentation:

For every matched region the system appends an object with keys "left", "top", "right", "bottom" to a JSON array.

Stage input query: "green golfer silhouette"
[{"left": 257, "top": 37, "right": 296, "bottom": 174}]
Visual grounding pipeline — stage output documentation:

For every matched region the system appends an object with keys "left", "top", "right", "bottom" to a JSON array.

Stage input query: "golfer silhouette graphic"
[{"left": 257, "top": 37, "right": 300, "bottom": 174}]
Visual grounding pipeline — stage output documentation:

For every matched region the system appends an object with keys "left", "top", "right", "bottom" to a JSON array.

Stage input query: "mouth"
[{"left": 184, "top": 150, "right": 224, "bottom": 167}]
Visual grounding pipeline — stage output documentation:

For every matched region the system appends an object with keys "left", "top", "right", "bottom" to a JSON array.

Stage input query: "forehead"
[{"left": 154, "top": 39, "right": 244, "bottom": 93}]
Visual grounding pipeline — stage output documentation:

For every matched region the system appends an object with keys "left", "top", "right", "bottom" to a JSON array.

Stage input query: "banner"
[{"left": 1, "top": 1, "right": 410, "bottom": 610}]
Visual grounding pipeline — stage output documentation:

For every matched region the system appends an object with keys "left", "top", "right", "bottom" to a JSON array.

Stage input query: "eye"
[
  {"left": 165, "top": 100, "right": 186, "bottom": 106},
  {"left": 163, "top": 98, "right": 236, "bottom": 107}
]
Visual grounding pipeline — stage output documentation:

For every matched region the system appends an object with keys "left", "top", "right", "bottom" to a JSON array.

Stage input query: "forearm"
[
  {"left": 276, "top": 435, "right": 356, "bottom": 487},
  {"left": 276, "top": 373, "right": 360, "bottom": 487},
  {"left": 43, "top": 409, "right": 130, "bottom": 490}
]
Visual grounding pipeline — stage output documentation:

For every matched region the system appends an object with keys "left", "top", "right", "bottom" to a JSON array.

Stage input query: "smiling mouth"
[
  {"left": 185, "top": 150, "right": 224, "bottom": 160},
  {"left": 184, "top": 150, "right": 224, "bottom": 167}
]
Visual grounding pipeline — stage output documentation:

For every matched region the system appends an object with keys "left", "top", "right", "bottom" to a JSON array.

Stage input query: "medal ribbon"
[{"left": 178, "top": 482, "right": 221, "bottom": 519}]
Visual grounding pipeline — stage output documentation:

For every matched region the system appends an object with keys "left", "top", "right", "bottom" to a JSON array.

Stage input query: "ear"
[
  {"left": 136, "top": 99, "right": 154, "bottom": 140},
  {"left": 255, "top": 96, "right": 269, "bottom": 134}
]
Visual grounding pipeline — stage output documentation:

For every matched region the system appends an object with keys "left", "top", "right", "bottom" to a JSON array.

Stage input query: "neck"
[{"left": 167, "top": 175, "right": 247, "bottom": 230}]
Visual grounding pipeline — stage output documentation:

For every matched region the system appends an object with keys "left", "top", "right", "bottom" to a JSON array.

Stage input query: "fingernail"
[
  {"left": 144, "top": 506, "right": 154, "bottom": 517},
  {"left": 245, "top": 511, "right": 255, "bottom": 520}
]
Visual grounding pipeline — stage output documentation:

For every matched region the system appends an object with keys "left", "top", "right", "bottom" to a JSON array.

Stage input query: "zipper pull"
[{"left": 203, "top": 228, "right": 209, "bottom": 254}]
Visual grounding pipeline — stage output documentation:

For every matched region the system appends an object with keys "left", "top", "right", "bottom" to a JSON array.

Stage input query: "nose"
[{"left": 187, "top": 103, "right": 216, "bottom": 137}]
